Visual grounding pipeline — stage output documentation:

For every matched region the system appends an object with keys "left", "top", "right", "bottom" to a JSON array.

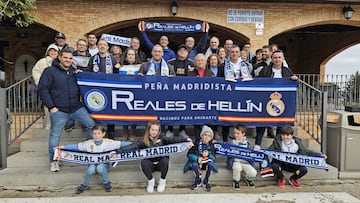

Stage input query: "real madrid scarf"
[
  {"left": 224, "top": 58, "right": 251, "bottom": 79},
  {"left": 146, "top": 58, "right": 170, "bottom": 76},
  {"left": 92, "top": 53, "right": 113, "bottom": 73},
  {"left": 214, "top": 142, "right": 273, "bottom": 177},
  {"left": 53, "top": 142, "right": 192, "bottom": 164},
  {"left": 101, "top": 33, "right": 131, "bottom": 47},
  {"left": 263, "top": 149, "right": 328, "bottom": 170},
  {"left": 214, "top": 142, "right": 328, "bottom": 177}
]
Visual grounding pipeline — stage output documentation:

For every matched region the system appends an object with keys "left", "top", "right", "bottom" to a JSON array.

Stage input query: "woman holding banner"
[{"left": 118, "top": 47, "right": 142, "bottom": 141}]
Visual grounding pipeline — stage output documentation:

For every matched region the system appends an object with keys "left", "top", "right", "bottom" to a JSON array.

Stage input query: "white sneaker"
[
  {"left": 157, "top": 178, "right": 166, "bottom": 192},
  {"left": 179, "top": 130, "right": 189, "bottom": 139},
  {"left": 146, "top": 178, "right": 155, "bottom": 193},
  {"left": 165, "top": 130, "right": 174, "bottom": 138},
  {"left": 50, "top": 161, "right": 60, "bottom": 172}
]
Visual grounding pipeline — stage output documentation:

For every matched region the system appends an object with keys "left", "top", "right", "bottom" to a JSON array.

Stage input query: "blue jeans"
[
  {"left": 82, "top": 164, "right": 110, "bottom": 186},
  {"left": 49, "top": 107, "right": 95, "bottom": 161}
]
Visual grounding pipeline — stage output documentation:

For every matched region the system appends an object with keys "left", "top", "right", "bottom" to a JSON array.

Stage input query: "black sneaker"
[
  {"left": 104, "top": 182, "right": 112, "bottom": 192},
  {"left": 76, "top": 184, "right": 87, "bottom": 194},
  {"left": 244, "top": 178, "right": 256, "bottom": 188},
  {"left": 65, "top": 126, "right": 74, "bottom": 132},
  {"left": 190, "top": 179, "right": 202, "bottom": 190},
  {"left": 233, "top": 180, "right": 240, "bottom": 190},
  {"left": 203, "top": 181, "right": 211, "bottom": 192}
]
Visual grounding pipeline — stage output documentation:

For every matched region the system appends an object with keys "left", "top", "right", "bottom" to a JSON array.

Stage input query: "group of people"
[{"left": 31, "top": 27, "right": 326, "bottom": 195}]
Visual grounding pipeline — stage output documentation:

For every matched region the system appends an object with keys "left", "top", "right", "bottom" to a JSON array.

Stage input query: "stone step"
[
  {"left": 1, "top": 125, "right": 331, "bottom": 190},
  {"left": 0, "top": 156, "right": 338, "bottom": 188}
]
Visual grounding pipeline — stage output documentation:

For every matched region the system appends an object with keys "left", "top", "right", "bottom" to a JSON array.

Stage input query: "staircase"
[{"left": 0, "top": 125, "right": 338, "bottom": 190}]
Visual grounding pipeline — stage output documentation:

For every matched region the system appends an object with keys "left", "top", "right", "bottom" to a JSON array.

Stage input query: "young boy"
[
  {"left": 268, "top": 126, "right": 326, "bottom": 188},
  {"left": 57, "top": 125, "right": 132, "bottom": 194},
  {"left": 226, "top": 124, "right": 257, "bottom": 190},
  {"left": 184, "top": 125, "right": 218, "bottom": 192}
]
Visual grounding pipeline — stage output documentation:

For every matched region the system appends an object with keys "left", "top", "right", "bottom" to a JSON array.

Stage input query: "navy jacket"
[{"left": 38, "top": 60, "right": 83, "bottom": 113}]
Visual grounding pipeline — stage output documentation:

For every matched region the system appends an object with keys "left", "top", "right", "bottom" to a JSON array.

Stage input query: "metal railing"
[
  {"left": 296, "top": 73, "right": 360, "bottom": 153},
  {"left": 295, "top": 77, "right": 327, "bottom": 152},
  {"left": 0, "top": 75, "right": 43, "bottom": 168}
]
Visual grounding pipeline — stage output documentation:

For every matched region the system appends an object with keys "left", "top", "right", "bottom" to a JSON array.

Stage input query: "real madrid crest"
[
  {"left": 266, "top": 92, "right": 285, "bottom": 117},
  {"left": 85, "top": 90, "right": 107, "bottom": 112}
]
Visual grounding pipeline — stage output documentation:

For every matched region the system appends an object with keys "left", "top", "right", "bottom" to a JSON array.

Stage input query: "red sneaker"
[
  {"left": 289, "top": 178, "right": 301, "bottom": 188},
  {"left": 277, "top": 178, "right": 286, "bottom": 188}
]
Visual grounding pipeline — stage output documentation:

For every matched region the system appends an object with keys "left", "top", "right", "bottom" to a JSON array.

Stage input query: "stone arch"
[
  {"left": 0, "top": 22, "right": 59, "bottom": 83},
  {"left": 83, "top": 17, "right": 250, "bottom": 57},
  {"left": 320, "top": 42, "right": 360, "bottom": 81},
  {"left": 269, "top": 21, "right": 360, "bottom": 75}
]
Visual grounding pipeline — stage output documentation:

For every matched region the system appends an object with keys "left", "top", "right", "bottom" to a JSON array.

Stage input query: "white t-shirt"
[{"left": 272, "top": 68, "right": 282, "bottom": 78}]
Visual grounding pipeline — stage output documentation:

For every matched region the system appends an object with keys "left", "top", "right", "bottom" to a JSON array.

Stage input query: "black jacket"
[
  {"left": 258, "top": 64, "right": 294, "bottom": 78},
  {"left": 38, "top": 60, "right": 83, "bottom": 113}
]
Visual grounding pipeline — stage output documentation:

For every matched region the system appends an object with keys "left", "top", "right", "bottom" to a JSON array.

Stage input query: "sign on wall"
[{"left": 227, "top": 9, "right": 264, "bottom": 24}]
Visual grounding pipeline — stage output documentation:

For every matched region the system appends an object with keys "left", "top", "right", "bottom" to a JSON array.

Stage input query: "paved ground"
[{"left": 1, "top": 179, "right": 360, "bottom": 202}]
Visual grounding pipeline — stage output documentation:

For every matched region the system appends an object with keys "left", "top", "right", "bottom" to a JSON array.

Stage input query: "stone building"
[{"left": 0, "top": 0, "right": 359, "bottom": 84}]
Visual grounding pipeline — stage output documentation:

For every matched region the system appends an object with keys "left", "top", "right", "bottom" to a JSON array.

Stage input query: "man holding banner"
[
  {"left": 138, "top": 44, "right": 174, "bottom": 76},
  {"left": 87, "top": 39, "right": 118, "bottom": 139}
]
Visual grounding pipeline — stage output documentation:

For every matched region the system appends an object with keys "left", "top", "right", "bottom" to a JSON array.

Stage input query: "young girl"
[
  {"left": 226, "top": 124, "right": 257, "bottom": 190},
  {"left": 57, "top": 125, "right": 132, "bottom": 194},
  {"left": 120, "top": 120, "right": 191, "bottom": 193},
  {"left": 268, "top": 126, "right": 326, "bottom": 188}
]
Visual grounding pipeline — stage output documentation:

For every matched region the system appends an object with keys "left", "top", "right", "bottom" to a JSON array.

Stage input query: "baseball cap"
[
  {"left": 55, "top": 32, "right": 66, "bottom": 39},
  {"left": 177, "top": 44, "right": 187, "bottom": 51},
  {"left": 45, "top": 44, "right": 59, "bottom": 56}
]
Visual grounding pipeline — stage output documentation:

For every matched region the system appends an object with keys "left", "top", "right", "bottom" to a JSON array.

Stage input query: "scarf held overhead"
[
  {"left": 101, "top": 33, "right": 131, "bottom": 47},
  {"left": 53, "top": 142, "right": 192, "bottom": 164},
  {"left": 139, "top": 21, "right": 207, "bottom": 33}
]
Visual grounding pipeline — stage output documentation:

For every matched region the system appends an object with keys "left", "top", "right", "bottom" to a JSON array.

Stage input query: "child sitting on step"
[
  {"left": 56, "top": 124, "right": 132, "bottom": 194},
  {"left": 268, "top": 126, "right": 327, "bottom": 188},
  {"left": 118, "top": 120, "right": 192, "bottom": 193},
  {"left": 226, "top": 124, "right": 257, "bottom": 190},
  {"left": 184, "top": 125, "right": 218, "bottom": 192}
]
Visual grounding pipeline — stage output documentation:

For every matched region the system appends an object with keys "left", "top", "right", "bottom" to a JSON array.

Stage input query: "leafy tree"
[
  {"left": 0, "top": 0, "right": 36, "bottom": 27},
  {"left": 344, "top": 71, "right": 360, "bottom": 105}
]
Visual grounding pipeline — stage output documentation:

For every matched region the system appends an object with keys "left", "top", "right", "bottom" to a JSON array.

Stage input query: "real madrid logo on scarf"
[
  {"left": 146, "top": 58, "right": 170, "bottom": 76},
  {"left": 92, "top": 53, "right": 114, "bottom": 73}
]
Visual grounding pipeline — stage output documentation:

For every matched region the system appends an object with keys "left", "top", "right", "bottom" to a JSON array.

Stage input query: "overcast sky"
[{"left": 325, "top": 44, "right": 360, "bottom": 76}]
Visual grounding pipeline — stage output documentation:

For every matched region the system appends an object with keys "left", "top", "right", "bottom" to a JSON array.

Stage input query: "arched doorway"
[
  {"left": 269, "top": 24, "right": 360, "bottom": 74},
  {"left": 0, "top": 23, "right": 58, "bottom": 84}
]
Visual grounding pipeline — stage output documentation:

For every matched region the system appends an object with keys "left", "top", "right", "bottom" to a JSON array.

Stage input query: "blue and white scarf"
[
  {"left": 204, "top": 47, "right": 218, "bottom": 59},
  {"left": 146, "top": 58, "right": 170, "bottom": 76},
  {"left": 198, "top": 140, "right": 212, "bottom": 155},
  {"left": 224, "top": 58, "right": 251, "bottom": 79},
  {"left": 214, "top": 142, "right": 328, "bottom": 177},
  {"left": 92, "top": 53, "right": 113, "bottom": 73},
  {"left": 53, "top": 142, "right": 192, "bottom": 164}
]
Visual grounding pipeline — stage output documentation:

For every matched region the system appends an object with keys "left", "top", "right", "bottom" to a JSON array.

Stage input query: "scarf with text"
[
  {"left": 224, "top": 58, "right": 251, "bottom": 79},
  {"left": 101, "top": 33, "right": 131, "bottom": 47},
  {"left": 214, "top": 142, "right": 328, "bottom": 177},
  {"left": 214, "top": 142, "right": 273, "bottom": 177},
  {"left": 92, "top": 53, "right": 113, "bottom": 73},
  {"left": 53, "top": 142, "right": 192, "bottom": 164},
  {"left": 146, "top": 58, "right": 170, "bottom": 76}
]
